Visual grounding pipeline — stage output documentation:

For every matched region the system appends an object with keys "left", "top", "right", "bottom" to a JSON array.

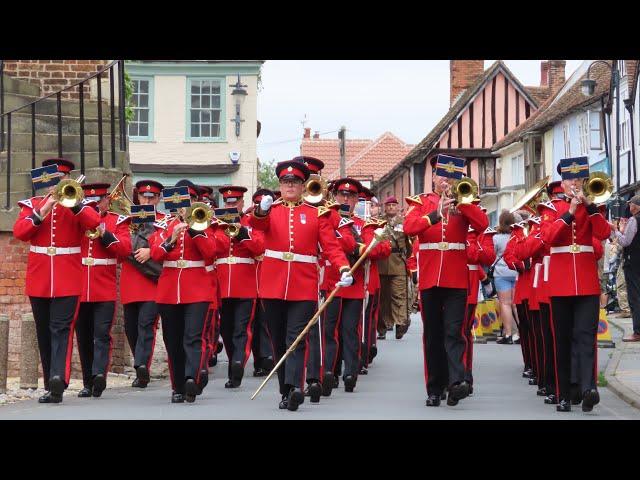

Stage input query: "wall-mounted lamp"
[{"left": 230, "top": 74, "right": 248, "bottom": 138}]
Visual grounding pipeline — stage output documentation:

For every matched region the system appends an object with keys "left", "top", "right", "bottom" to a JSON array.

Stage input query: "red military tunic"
[
  {"left": 13, "top": 197, "right": 100, "bottom": 298},
  {"left": 214, "top": 214, "right": 265, "bottom": 299},
  {"left": 539, "top": 199, "right": 611, "bottom": 297},
  {"left": 150, "top": 218, "right": 221, "bottom": 304},
  {"left": 80, "top": 211, "right": 132, "bottom": 303},
  {"left": 466, "top": 227, "right": 496, "bottom": 304},
  {"left": 320, "top": 208, "right": 357, "bottom": 292},
  {"left": 120, "top": 212, "right": 167, "bottom": 305},
  {"left": 503, "top": 224, "right": 530, "bottom": 305},
  {"left": 249, "top": 199, "right": 350, "bottom": 301},
  {"left": 365, "top": 218, "right": 390, "bottom": 295},
  {"left": 404, "top": 193, "right": 488, "bottom": 291}
]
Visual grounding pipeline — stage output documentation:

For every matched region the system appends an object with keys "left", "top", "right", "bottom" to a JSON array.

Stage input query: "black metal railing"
[{"left": 0, "top": 60, "right": 128, "bottom": 209}]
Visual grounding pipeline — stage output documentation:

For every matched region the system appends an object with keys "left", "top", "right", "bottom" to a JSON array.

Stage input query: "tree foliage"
[{"left": 257, "top": 158, "right": 279, "bottom": 191}]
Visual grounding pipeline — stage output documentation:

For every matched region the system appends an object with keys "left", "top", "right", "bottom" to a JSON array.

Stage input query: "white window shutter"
[{"left": 589, "top": 110, "right": 601, "bottom": 150}]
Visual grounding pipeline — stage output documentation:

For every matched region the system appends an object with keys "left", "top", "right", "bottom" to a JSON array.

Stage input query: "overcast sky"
[{"left": 256, "top": 60, "right": 584, "bottom": 163}]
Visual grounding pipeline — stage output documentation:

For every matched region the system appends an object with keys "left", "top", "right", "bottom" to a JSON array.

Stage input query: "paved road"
[{"left": 2, "top": 313, "right": 639, "bottom": 420}]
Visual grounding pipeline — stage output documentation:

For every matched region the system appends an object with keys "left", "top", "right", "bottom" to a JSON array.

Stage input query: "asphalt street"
[{"left": 2, "top": 313, "right": 639, "bottom": 420}]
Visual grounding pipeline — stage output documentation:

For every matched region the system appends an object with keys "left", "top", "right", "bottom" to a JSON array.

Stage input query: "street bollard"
[
  {"left": 0, "top": 315, "right": 9, "bottom": 394},
  {"left": 20, "top": 313, "right": 39, "bottom": 390}
]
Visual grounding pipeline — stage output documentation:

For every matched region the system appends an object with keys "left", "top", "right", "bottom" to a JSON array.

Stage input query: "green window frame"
[
  {"left": 128, "top": 76, "right": 154, "bottom": 141},
  {"left": 185, "top": 77, "right": 226, "bottom": 142}
]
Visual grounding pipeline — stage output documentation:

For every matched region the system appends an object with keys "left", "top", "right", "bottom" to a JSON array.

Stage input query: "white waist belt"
[
  {"left": 163, "top": 260, "right": 205, "bottom": 269},
  {"left": 82, "top": 257, "right": 117, "bottom": 266},
  {"left": 30, "top": 246, "right": 81, "bottom": 256},
  {"left": 205, "top": 265, "right": 215, "bottom": 272},
  {"left": 550, "top": 245, "right": 594, "bottom": 254},
  {"left": 467, "top": 264, "right": 479, "bottom": 271},
  {"left": 264, "top": 249, "right": 317, "bottom": 264},
  {"left": 420, "top": 242, "right": 465, "bottom": 251},
  {"left": 543, "top": 256, "right": 550, "bottom": 282},
  {"left": 533, "top": 263, "right": 541, "bottom": 288},
  {"left": 215, "top": 256, "right": 255, "bottom": 266}
]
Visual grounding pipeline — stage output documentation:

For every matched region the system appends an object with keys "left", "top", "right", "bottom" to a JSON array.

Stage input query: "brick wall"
[
  {"left": 450, "top": 60, "right": 485, "bottom": 106},
  {"left": 2, "top": 60, "right": 109, "bottom": 100}
]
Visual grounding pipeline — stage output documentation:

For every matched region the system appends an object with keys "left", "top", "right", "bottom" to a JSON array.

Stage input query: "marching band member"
[
  {"left": 150, "top": 179, "right": 222, "bottom": 404},
  {"left": 121, "top": 180, "right": 166, "bottom": 389},
  {"left": 250, "top": 160, "right": 353, "bottom": 411},
  {"left": 404, "top": 154, "right": 488, "bottom": 407},
  {"left": 214, "top": 185, "right": 265, "bottom": 389},
  {"left": 13, "top": 158, "right": 100, "bottom": 403},
  {"left": 540, "top": 157, "right": 612, "bottom": 412},
  {"left": 75, "top": 183, "right": 132, "bottom": 398}
]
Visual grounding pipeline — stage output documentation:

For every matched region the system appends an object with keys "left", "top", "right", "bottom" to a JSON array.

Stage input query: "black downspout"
[
  {"left": 627, "top": 102, "right": 637, "bottom": 184},
  {"left": 615, "top": 60, "right": 621, "bottom": 191},
  {"left": 601, "top": 96, "right": 610, "bottom": 161}
]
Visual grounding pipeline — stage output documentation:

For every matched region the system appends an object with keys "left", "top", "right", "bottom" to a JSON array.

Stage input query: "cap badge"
[
  {"left": 444, "top": 162, "right": 455, "bottom": 173},
  {"left": 345, "top": 183, "right": 350, "bottom": 189},
  {"left": 569, "top": 162, "right": 580, "bottom": 174},
  {"left": 146, "top": 185, "right": 151, "bottom": 191},
  {"left": 287, "top": 166, "right": 293, "bottom": 172},
  {"left": 90, "top": 189, "right": 96, "bottom": 195}
]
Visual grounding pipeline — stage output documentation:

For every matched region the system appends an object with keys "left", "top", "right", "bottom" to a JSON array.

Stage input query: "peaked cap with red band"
[
  {"left": 276, "top": 160, "right": 310, "bottom": 182},
  {"left": 135, "top": 179, "right": 164, "bottom": 197},
  {"left": 331, "top": 177, "right": 362, "bottom": 194},
  {"left": 175, "top": 179, "right": 199, "bottom": 199},
  {"left": 82, "top": 183, "right": 111, "bottom": 198},
  {"left": 42, "top": 158, "right": 75, "bottom": 174},
  {"left": 292, "top": 156, "right": 324, "bottom": 174},
  {"left": 219, "top": 185, "right": 248, "bottom": 203}
]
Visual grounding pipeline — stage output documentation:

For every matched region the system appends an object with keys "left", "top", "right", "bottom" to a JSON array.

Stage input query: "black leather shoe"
[
  {"left": 369, "top": 346, "right": 377, "bottom": 363},
  {"left": 556, "top": 400, "right": 571, "bottom": 412},
  {"left": 185, "top": 379, "right": 198, "bottom": 403},
  {"left": 279, "top": 394, "right": 289, "bottom": 410},
  {"left": 38, "top": 391, "right": 62, "bottom": 404},
  {"left": 528, "top": 377, "right": 538, "bottom": 386},
  {"left": 468, "top": 385, "right": 474, "bottom": 396},
  {"left": 426, "top": 394, "right": 441, "bottom": 407},
  {"left": 570, "top": 387, "right": 583, "bottom": 405},
  {"left": 132, "top": 378, "right": 147, "bottom": 388},
  {"left": 308, "top": 383, "right": 322, "bottom": 403},
  {"left": 216, "top": 341, "right": 224, "bottom": 354},
  {"left": 377, "top": 332, "right": 386, "bottom": 340},
  {"left": 344, "top": 375, "right": 356, "bottom": 393},
  {"left": 536, "top": 387, "right": 547, "bottom": 397},
  {"left": 496, "top": 335, "right": 513, "bottom": 344},
  {"left": 321, "top": 372, "right": 334, "bottom": 397},
  {"left": 197, "top": 369, "right": 208, "bottom": 394},
  {"left": 544, "top": 394, "right": 558, "bottom": 405},
  {"left": 92, "top": 374, "right": 106, "bottom": 397},
  {"left": 171, "top": 393, "right": 185, "bottom": 403},
  {"left": 230, "top": 361, "right": 244, "bottom": 387},
  {"left": 253, "top": 367, "right": 268, "bottom": 377},
  {"left": 49, "top": 375, "right": 65, "bottom": 397},
  {"left": 387, "top": 326, "right": 393, "bottom": 332},
  {"left": 523, "top": 369, "right": 534, "bottom": 379},
  {"left": 359, "top": 367, "right": 368, "bottom": 375},
  {"left": 440, "top": 391, "right": 447, "bottom": 401},
  {"left": 78, "top": 387, "right": 93, "bottom": 398},
  {"left": 581, "top": 389, "right": 600, "bottom": 412},
  {"left": 135, "top": 365, "right": 150, "bottom": 387},
  {"left": 225, "top": 380, "right": 236, "bottom": 389},
  {"left": 208, "top": 354, "right": 218, "bottom": 367},
  {"left": 333, "top": 375, "right": 340, "bottom": 389},
  {"left": 287, "top": 389, "right": 304, "bottom": 411},
  {"left": 261, "top": 357, "right": 274, "bottom": 371},
  {"left": 447, "top": 381, "right": 470, "bottom": 406}
]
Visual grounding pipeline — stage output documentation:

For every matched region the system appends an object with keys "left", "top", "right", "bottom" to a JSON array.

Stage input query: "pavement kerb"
[{"left": 604, "top": 317, "right": 640, "bottom": 410}]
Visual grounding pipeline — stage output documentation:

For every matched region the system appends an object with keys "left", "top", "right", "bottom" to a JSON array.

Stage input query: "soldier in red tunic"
[
  {"left": 75, "top": 183, "right": 132, "bottom": 398},
  {"left": 404, "top": 155, "right": 488, "bottom": 407},
  {"left": 13, "top": 158, "right": 101, "bottom": 403},
  {"left": 540, "top": 157, "right": 613, "bottom": 412},
  {"left": 150, "top": 179, "right": 223, "bottom": 403},
  {"left": 250, "top": 160, "right": 353, "bottom": 411},
  {"left": 121, "top": 180, "right": 166, "bottom": 389},
  {"left": 213, "top": 185, "right": 265, "bottom": 388}
]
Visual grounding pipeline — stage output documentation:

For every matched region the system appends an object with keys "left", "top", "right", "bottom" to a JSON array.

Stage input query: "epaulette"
[
  {"left": 484, "top": 227, "right": 497, "bottom": 235},
  {"left": 325, "top": 200, "right": 340, "bottom": 210},
  {"left": 338, "top": 217, "right": 354, "bottom": 228},
  {"left": 317, "top": 205, "right": 331, "bottom": 218},
  {"left": 528, "top": 216, "right": 541, "bottom": 225},
  {"left": 468, "top": 225, "right": 474, "bottom": 232},
  {"left": 18, "top": 197, "right": 40, "bottom": 209},
  {"left": 538, "top": 201, "right": 556, "bottom": 212},
  {"left": 405, "top": 194, "right": 423, "bottom": 206},
  {"left": 116, "top": 214, "right": 129, "bottom": 225},
  {"left": 363, "top": 219, "right": 380, "bottom": 229},
  {"left": 154, "top": 219, "right": 168, "bottom": 230}
]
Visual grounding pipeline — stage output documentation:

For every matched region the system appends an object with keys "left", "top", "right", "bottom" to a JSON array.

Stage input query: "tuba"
[
  {"left": 303, "top": 174, "right": 328, "bottom": 204},
  {"left": 186, "top": 202, "right": 214, "bottom": 231},
  {"left": 510, "top": 176, "right": 550, "bottom": 214},
  {"left": 583, "top": 172, "right": 613, "bottom": 204}
]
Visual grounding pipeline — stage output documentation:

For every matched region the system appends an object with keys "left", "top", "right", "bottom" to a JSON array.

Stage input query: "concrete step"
[
  {"left": 3, "top": 92, "right": 118, "bottom": 119},
  {"left": 1, "top": 74, "right": 41, "bottom": 96},
  {"left": 6, "top": 112, "right": 116, "bottom": 135},
  {"left": 4, "top": 132, "right": 122, "bottom": 153},
  {"left": 0, "top": 151, "right": 128, "bottom": 173}
]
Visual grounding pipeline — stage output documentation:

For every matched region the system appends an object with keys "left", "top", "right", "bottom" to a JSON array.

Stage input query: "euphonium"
[
  {"left": 186, "top": 202, "right": 213, "bottom": 231},
  {"left": 451, "top": 176, "right": 478, "bottom": 204},
  {"left": 303, "top": 174, "right": 328, "bottom": 204},
  {"left": 583, "top": 172, "right": 613, "bottom": 204}
]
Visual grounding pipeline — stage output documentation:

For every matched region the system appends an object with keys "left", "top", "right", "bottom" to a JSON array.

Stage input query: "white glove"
[
  {"left": 336, "top": 271, "right": 354, "bottom": 287},
  {"left": 259, "top": 195, "right": 273, "bottom": 212}
]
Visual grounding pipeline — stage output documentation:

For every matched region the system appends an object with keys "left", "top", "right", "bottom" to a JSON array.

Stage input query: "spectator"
[
  {"left": 614, "top": 195, "right": 640, "bottom": 342},
  {"left": 493, "top": 210, "right": 519, "bottom": 344}
]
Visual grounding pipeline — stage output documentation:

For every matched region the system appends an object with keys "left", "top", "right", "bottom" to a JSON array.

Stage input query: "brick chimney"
[
  {"left": 313, "top": 131, "right": 320, "bottom": 139},
  {"left": 450, "top": 60, "right": 485, "bottom": 106},
  {"left": 303, "top": 127, "right": 311, "bottom": 139},
  {"left": 548, "top": 60, "right": 566, "bottom": 95},
  {"left": 540, "top": 61, "right": 549, "bottom": 86}
]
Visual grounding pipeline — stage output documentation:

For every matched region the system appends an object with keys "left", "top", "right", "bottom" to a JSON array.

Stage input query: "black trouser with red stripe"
[
  {"left": 306, "top": 315, "right": 322, "bottom": 383},
  {"left": 220, "top": 298, "right": 257, "bottom": 378},
  {"left": 516, "top": 302, "right": 532, "bottom": 372},
  {"left": 336, "top": 298, "right": 364, "bottom": 380},
  {"left": 205, "top": 306, "right": 219, "bottom": 362},
  {"left": 528, "top": 308, "right": 543, "bottom": 387},
  {"left": 420, "top": 287, "right": 467, "bottom": 396},
  {"left": 263, "top": 299, "right": 317, "bottom": 395},
  {"left": 158, "top": 302, "right": 209, "bottom": 395},
  {"left": 322, "top": 295, "right": 342, "bottom": 380},
  {"left": 550, "top": 295, "right": 599, "bottom": 403},
  {"left": 539, "top": 302, "right": 555, "bottom": 394},
  {"left": 251, "top": 299, "right": 273, "bottom": 369},
  {"left": 361, "top": 289, "right": 380, "bottom": 369},
  {"left": 463, "top": 303, "right": 477, "bottom": 385},
  {"left": 124, "top": 301, "right": 159, "bottom": 371},
  {"left": 29, "top": 296, "right": 79, "bottom": 390},
  {"left": 76, "top": 301, "right": 116, "bottom": 388}
]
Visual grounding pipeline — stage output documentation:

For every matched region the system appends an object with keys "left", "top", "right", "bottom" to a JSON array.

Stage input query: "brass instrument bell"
[
  {"left": 583, "top": 172, "right": 613, "bottom": 204},
  {"left": 186, "top": 202, "right": 214, "bottom": 231}
]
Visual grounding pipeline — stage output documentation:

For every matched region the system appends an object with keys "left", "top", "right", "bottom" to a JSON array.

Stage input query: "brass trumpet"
[
  {"left": 219, "top": 221, "right": 241, "bottom": 238},
  {"left": 451, "top": 176, "right": 479, "bottom": 204},
  {"left": 303, "top": 174, "right": 328, "bottom": 204},
  {"left": 186, "top": 202, "right": 214, "bottom": 231},
  {"left": 583, "top": 172, "right": 613, "bottom": 204}
]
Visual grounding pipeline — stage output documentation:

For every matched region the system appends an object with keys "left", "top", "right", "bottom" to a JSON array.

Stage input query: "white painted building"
[{"left": 126, "top": 60, "right": 263, "bottom": 206}]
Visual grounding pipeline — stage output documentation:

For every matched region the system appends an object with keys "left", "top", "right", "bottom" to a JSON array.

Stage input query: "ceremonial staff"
[{"left": 251, "top": 227, "right": 388, "bottom": 399}]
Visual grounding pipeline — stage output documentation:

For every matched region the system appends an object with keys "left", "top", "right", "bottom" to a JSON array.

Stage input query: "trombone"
[
  {"left": 186, "top": 202, "right": 214, "bottom": 231},
  {"left": 303, "top": 174, "right": 328, "bottom": 204},
  {"left": 40, "top": 174, "right": 86, "bottom": 220},
  {"left": 583, "top": 172, "right": 613, "bottom": 204}
]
